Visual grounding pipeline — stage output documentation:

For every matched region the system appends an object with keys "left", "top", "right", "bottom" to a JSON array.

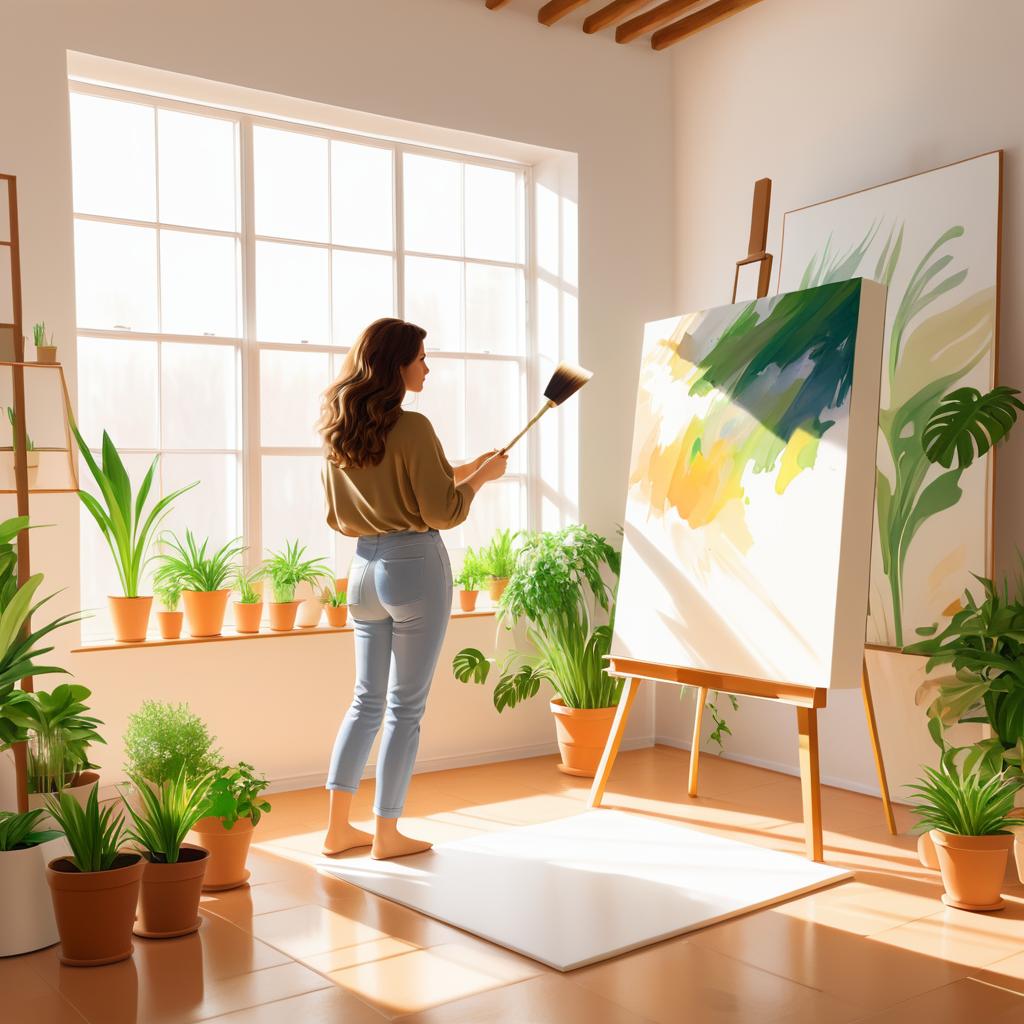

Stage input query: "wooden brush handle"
[{"left": 500, "top": 401, "right": 555, "bottom": 455}]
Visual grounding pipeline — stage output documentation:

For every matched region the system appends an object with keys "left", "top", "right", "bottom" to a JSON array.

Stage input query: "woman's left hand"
[{"left": 471, "top": 450, "right": 500, "bottom": 471}]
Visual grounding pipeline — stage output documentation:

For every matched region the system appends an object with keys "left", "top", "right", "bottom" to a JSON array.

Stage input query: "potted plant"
[
  {"left": 72, "top": 424, "right": 196, "bottom": 642},
  {"left": 262, "top": 541, "right": 332, "bottom": 631},
  {"left": 123, "top": 700, "right": 221, "bottom": 788},
  {"left": 154, "top": 580, "right": 184, "bottom": 640},
  {"left": 122, "top": 768, "right": 214, "bottom": 939},
  {"left": 44, "top": 788, "right": 143, "bottom": 966},
  {"left": 7, "top": 406, "right": 38, "bottom": 473},
  {"left": 189, "top": 762, "right": 271, "bottom": 891},
  {"left": 232, "top": 567, "right": 264, "bottom": 634},
  {"left": 0, "top": 809, "right": 68, "bottom": 956},
  {"left": 154, "top": 530, "right": 244, "bottom": 638},
  {"left": 321, "top": 586, "right": 348, "bottom": 628},
  {"left": 454, "top": 525, "right": 623, "bottom": 777},
  {"left": 455, "top": 546, "right": 487, "bottom": 612},
  {"left": 479, "top": 528, "right": 518, "bottom": 601},
  {"left": 908, "top": 761, "right": 1021, "bottom": 911},
  {"left": 33, "top": 321, "right": 57, "bottom": 363}
]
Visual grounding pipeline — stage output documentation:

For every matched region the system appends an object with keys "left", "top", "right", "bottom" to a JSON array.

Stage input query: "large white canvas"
[
  {"left": 778, "top": 153, "right": 1000, "bottom": 648},
  {"left": 611, "top": 280, "right": 885, "bottom": 691}
]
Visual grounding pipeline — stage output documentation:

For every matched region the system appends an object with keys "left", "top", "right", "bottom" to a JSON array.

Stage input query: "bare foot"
[
  {"left": 322, "top": 823, "right": 374, "bottom": 856},
  {"left": 371, "top": 829, "right": 433, "bottom": 860}
]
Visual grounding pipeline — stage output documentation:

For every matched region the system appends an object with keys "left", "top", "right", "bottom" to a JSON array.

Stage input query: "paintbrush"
[{"left": 500, "top": 362, "right": 592, "bottom": 454}]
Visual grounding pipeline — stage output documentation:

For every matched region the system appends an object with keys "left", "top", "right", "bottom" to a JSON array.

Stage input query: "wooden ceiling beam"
[
  {"left": 652, "top": 0, "right": 765, "bottom": 48},
  {"left": 539, "top": 0, "right": 592, "bottom": 25},
  {"left": 616, "top": 0, "right": 701, "bottom": 43},
  {"left": 583, "top": 0, "right": 651, "bottom": 33},
  {"left": 485, "top": 0, "right": 512, "bottom": 10}
]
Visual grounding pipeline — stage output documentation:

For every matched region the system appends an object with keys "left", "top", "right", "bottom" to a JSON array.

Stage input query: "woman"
[{"left": 318, "top": 317, "right": 508, "bottom": 860}]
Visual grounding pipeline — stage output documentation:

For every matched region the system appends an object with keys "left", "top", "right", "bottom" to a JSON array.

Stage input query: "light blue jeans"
[{"left": 326, "top": 529, "right": 452, "bottom": 818}]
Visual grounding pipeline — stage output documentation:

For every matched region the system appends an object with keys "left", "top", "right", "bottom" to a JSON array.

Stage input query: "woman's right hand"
[{"left": 478, "top": 451, "right": 509, "bottom": 482}]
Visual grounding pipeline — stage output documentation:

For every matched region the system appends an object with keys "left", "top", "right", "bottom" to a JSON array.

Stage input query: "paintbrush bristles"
[{"left": 543, "top": 362, "right": 592, "bottom": 406}]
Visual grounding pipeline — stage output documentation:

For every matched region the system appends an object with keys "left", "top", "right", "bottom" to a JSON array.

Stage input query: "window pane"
[
  {"left": 160, "top": 231, "right": 241, "bottom": 337},
  {"left": 70, "top": 93, "right": 156, "bottom": 221},
  {"left": 465, "top": 165, "right": 517, "bottom": 263},
  {"left": 466, "top": 264, "right": 522, "bottom": 355},
  {"left": 261, "top": 455, "right": 333, "bottom": 565},
  {"left": 158, "top": 109, "right": 239, "bottom": 231},
  {"left": 160, "top": 453, "right": 241, "bottom": 551},
  {"left": 405, "top": 357, "right": 464, "bottom": 462},
  {"left": 260, "top": 349, "right": 329, "bottom": 447},
  {"left": 403, "top": 154, "right": 462, "bottom": 257},
  {"left": 332, "top": 251, "right": 394, "bottom": 347},
  {"left": 254, "top": 126, "right": 328, "bottom": 243},
  {"left": 331, "top": 141, "right": 393, "bottom": 250},
  {"left": 256, "top": 241, "right": 329, "bottom": 344},
  {"left": 466, "top": 359, "right": 524, "bottom": 473},
  {"left": 161, "top": 342, "right": 239, "bottom": 450},
  {"left": 404, "top": 256, "right": 462, "bottom": 350},
  {"left": 74, "top": 220, "right": 158, "bottom": 332},
  {"left": 536, "top": 183, "right": 559, "bottom": 277},
  {"left": 463, "top": 478, "right": 525, "bottom": 552},
  {"left": 77, "top": 336, "right": 159, "bottom": 448}
]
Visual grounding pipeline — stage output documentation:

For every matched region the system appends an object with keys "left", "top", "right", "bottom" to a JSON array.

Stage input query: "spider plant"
[
  {"left": 123, "top": 768, "right": 215, "bottom": 864},
  {"left": 262, "top": 541, "right": 332, "bottom": 603},
  {"left": 907, "top": 761, "right": 1021, "bottom": 836},
  {"left": 44, "top": 787, "right": 129, "bottom": 873},
  {"left": 154, "top": 580, "right": 182, "bottom": 612},
  {"left": 454, "top": 525, "right": 623, "bottom": 711},
  {"left": 234, "top": 568, "right": 263, "bottom": 605},
  {"left": 479, "top": 529, "right": 518, "bottom": 580},
  {"left": 71, "top": 424, "right": 198, "bottom": 598},
  {"left": 153, "top": 530, "right": 244, "bottom": 594},
  {"left": 321, "top": 587, "right": 346, "bottom": 609},
  {"left": 0, "top": 808, "right": 62, "bottom": 851}
]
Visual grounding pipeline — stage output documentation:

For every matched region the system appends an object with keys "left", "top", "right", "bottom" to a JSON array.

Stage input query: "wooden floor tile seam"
[{"left": 864, "top": 912, "right": 1024, "bottom": 969}]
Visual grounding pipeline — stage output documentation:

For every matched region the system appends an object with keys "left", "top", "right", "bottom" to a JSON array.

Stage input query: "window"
[{"left": 71, "top": 85, "right": 531, "bottom": 639}]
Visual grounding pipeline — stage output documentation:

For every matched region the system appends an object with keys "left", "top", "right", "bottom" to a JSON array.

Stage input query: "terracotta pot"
[
  {"left": 109, "top": 595, "right": 153, "bottom": 643},
  {"left": 29, "top": 771, "right": 100, "bottom": 829},
  {"left": 189, "top": 816, "right": 255, "bottom": 891},
  {"left": 46, "top": 852, "right": 145, "bottom": 966},
  {"left": 134, "top": 845, "right": 208, "bottom": 939},
  {"left": 549, "top": 699, "right": 618, "bottom": 778},
  {"left": 0, "top": 835, "right": 70, "bottom": 956},
  {"left": 182, "top": 589, "right": 229, "bottom": 637},
  {"left": 36, "top": 346, "right": 58, "bottom": 364},
  {"left": 459, "top": 590, "right": 479, "bottom": 612},
  {"left": 917, "top": 831, "right": 940, "bottom": 871},
  {"left": 931, "top": 828, "right": 1014, "bottom": 911},
  {"left": 487, "top": 577, "right": 509, "bottom": 601},
  {"left": 267, "top": 600, "right": 301, "bottom": 632},
  {"left": 325, "top": 604, "right": 348, "bottom": 627},
  {"left": 156, "top": 610, "right": 183, "bottom": 640},
  {"left": 233, "top": 601, "right": 263, "bottom": 634}
]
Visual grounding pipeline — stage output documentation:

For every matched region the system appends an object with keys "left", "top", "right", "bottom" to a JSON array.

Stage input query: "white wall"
[
  {"left": 665, "top": 0, "right": 1023, "bottom": 799},
  {"left": 0, "top": 0, "right": 673, "bottom": 796}
]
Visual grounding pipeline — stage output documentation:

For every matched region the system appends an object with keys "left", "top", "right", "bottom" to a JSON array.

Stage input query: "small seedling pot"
[
  {"left": 156, "top": 610, "right": 183, "bottom": 640},
  {"left": 325, "top": 604, "right": 348, "bottom": 627},
  {"left": 459, "top": 590, "right": 479, "bottom": 612},
  {"left": 233, "top": 601, "right": 264, "bottom": 634}
]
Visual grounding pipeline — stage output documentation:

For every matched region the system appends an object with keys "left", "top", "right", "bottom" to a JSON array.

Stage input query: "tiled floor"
[{"left": 7, "top": 745, "right": 1024, "bottom": 1023}]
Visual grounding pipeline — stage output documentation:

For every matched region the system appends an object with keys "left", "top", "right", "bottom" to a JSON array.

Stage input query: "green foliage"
[
  {"left": 321, "top": 587, "right": 346, "bottom": 608},
  {"left": 154, "top": 530, "right": 244, "bottom": 594},
  {"left": 454, "top": 546, "right": 488, "bottom": 591},
  {"left": 72, "top": 424, "right": 197, "bottom": 598},
  {"left": 454, "top": 525, "right": 623, "bottom": 712},
  {"left": 124, "top": 768, "right": 215, "bottom": 864},
  {"left": 907, "top": 761, "right": 1021, "bottom": 836},
  {"left": 203, "top": 762, "right": 272, "bottom": 829},
  {"left": 7, "top": 407, "right": 34, "bottom": 451},
  {"left": 906, "top": 567, "right": 1024, "bottom": 779},
  {"left": 32, "top": 322, "right": 52, "bottom": 348},
  {"left": 44, "top": 786, "right": 129, "bottom": 872},
  {"left": 5, "top": 683, "right": 105, "bottom": 794},
  {"left": 922, "top": 386, "right": 1024, "bottom": 469},
  {"left": 234, "top": 568, "right": 263, "bottom": 605},
  {"left": 0, "top": 809, "right": 62, "bottom": 851},
  {"left": 123, "top": 700, "right": 221, "bottom": 785},
  {"left": 154, "top": 579, "right": 182, "bottom": 612},
  {"left": 479, "top": 529, "right": 519, "bottom": 580},
  {"left": 261, "top": 541, "right": 332, "bottom": 603}
]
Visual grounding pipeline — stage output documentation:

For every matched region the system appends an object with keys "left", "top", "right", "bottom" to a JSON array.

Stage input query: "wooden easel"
[{"left": 589, "top": 178, "right": 897, "bottom": 862}]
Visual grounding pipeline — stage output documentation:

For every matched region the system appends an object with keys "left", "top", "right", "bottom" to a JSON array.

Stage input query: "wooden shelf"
[{"left": 73, "top": 607, "right": 496, "bottom": 653}]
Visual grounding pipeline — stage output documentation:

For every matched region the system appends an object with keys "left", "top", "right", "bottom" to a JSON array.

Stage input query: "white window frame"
[{"left": 71, "top": 81, "right": 537, "bottom": 579}]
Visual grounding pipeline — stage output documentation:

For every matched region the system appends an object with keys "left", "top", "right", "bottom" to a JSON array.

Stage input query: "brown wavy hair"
[{"left": 318, "top": 318, "right": 427, "bottom": 468}]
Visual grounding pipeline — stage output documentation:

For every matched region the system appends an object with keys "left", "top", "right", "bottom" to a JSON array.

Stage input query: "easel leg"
[
  {"left": 861, "top": 655, "right": 897, "bottom": 835},
  {"left": 796, "top": 706, "right": 823, "bottom": 863},
  {"left": 588, "top": 678, "right": 641, "bottom": 808},
  {"left": 688, "top": 686, "right": 708, "bottom": 797}
]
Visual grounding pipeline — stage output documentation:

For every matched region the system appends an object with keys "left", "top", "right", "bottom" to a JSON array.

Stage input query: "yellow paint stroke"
[{"left": 775, "top": 428, "right": 820, "bottom": 495}]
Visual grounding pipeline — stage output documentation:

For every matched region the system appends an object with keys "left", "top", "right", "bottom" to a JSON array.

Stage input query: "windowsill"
[{"left": 73, "top": 607, "right": 496, "bottom": 653}]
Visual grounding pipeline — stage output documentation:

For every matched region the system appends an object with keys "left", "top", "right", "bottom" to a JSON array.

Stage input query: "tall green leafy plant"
[
  {"left": 454, "top": 546, "right": 488, "bottom": 592},
  {"left": 479, "top": 529, "right": 518, "bottom": 580},
  {"left": 908, "top": 761, "right": 1020, "bottom": 836},
  {"left": 261, "top": 541, "right": 332, "bottom": 603},
  {"left": 453, "top": 525, "right": 623, "bottom": 711},
  {"left": 123, "top": 768, "right": 215, "bottom": 863},
  {"left": 45, "top": 787, "right": 130, "bottom": 872},
  {"left": 72, "top": 425, "right": 197, "bottom": 598},
  {"left": 153, "top": 530, "right": 244, "bottom": 594}
]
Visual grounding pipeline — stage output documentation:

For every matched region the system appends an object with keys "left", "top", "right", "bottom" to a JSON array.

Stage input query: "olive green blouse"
[{"left": 322, "top": 411, "right": 474, "bottom": 537}]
